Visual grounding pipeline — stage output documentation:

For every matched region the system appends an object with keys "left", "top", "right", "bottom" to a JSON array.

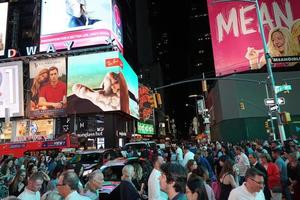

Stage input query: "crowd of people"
[{"left": 0, "top": 138, "right": 299, "bottom": 200}]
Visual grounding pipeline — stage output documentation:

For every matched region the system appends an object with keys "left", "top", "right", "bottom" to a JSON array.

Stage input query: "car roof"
[
  {"left": 100, "top": 157, "right": 142, "bottom": 169},
  {"left": 75, "top": 149, "right": 114, "bottom": 154}
]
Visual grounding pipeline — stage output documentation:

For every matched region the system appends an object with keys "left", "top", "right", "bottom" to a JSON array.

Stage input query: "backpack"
[{"left": 211, "top": 181, "right": 221, "bottom": 200}]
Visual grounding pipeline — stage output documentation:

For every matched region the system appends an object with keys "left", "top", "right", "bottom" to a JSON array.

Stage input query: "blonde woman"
[
  {"left": 30, "top": 68, "right": 49, "bottom": 110},
  {"left": 245, "top": 27, "right": 296, "bottom": 69},
  {"left": 119, "top": 165, "right": 141, "bottom": 200}
]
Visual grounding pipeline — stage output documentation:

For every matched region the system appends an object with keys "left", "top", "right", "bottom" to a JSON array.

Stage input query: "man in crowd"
[
  {"left": 148, "top": 155, "right": 168, "bottom": 200},
  {"left": 39, "top": 66, "right": 66, "bottom": 109},
  {"left": 159, "top": 163, "right": 187, "bottom": 200},
  {"left": 82, "top": 170, "right": 104, "bottom": 200},
  {"left": 235, "top": 146, "right": 250, "bottom": 185},
  {"left": 228, "top": 168, "right": 265, "bottom": 200},
  {"left": 182, "top": 145, "right": 195, "bottom": 167},
  {"left": 248, "top": 152, "right": 271, "bottom": 200},
  {"left": 57, "top": 171, "right": 90, "bottom": 200},
  {"left": 18, "top": 172, "right": 44, "bottom": 200},
  {"left": 176, "top": 143, "right": 183, "bottom": 165}
]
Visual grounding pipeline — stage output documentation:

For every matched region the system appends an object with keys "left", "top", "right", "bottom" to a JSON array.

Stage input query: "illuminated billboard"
[
  {"left": 14, "top": 119, "right": 55, "bottom": 141},
  {"left": 40, "top": 0, "right": 123, "bottom": 52},
  {"left": 0, "top": 122, "right": 12, "bottom": 140},
  {"left": 28, "top": 58, "right": 67, "bottom": 118},
  {"left": 207, "top": 0, "right": 300, "bottom": 76},
  {"left": 0, "top": 2, "right": 8, "bottom": 56},
  {"left": 0, "top": 61, "right": 24, "bottom": 118},
  {"left": 137, "top": 122, "right": 154, "bottom": 135},
  {"left": 67, "top": 51, "right": 139, "bottom": 118}
]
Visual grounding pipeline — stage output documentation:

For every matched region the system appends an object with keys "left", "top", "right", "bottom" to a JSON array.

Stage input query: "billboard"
[
  {"left": 40, "top": 0, "right": 123, "bottom": 52},
  {"left": 0, "top": 122, "right": 12, "bottom": 140},
  {"left": 207, "top": 0, "right": 300, "bottom": 76},
  {"left": 0, "top": 2, "right": 8, "bottom": 56},
  {"left": 137, "top": 122, "right": 155, "bottom": 135},
  {"left": 28, "top": 58, "right": 67, "bottom": 118},
  {"left": 76, "top": 114, "right": 104, "bottom": 138},
  {"left": 14, "top": 119, "right": 55, "bottom": 142},
  {"left": 0, "top": 61, "right": 24, "bottom": 118},
  {"left": 67, "top": 51, "right": 138, "bottom": 118}
]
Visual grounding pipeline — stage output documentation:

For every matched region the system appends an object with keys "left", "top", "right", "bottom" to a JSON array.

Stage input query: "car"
[
  {"left": 99, "top": 157, "right": 152, "bottom": 200},
  {"left": 68, "top": 148, "right": 123, "bottom": 177},
  {"left": 121, "top": 141, "right": 157, "bottom": 157}
]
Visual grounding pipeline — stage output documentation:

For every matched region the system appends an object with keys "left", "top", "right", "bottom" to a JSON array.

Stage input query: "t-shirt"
[
  {"left": 228, "top": 183, "right": 265, "bottom": 200},
  {"left": 18, "top": 188, "right": 41, "bottom": 200},
  {"left": 39, "top": 81, "right": 66, "bottom": 103},
  {"left": 176, "top": 147, "right": 183, "bottom": 161}
]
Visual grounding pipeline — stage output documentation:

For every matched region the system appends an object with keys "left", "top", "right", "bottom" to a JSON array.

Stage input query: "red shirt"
[
  {"left": 266, "top": 162, "right": 281, "bottom": 189},
  {"left": 39, "top": 81, "right": 66, "bottom": 103}
]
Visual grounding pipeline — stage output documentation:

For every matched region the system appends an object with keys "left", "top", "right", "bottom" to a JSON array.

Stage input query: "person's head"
[
  {"left": 87, "top": 170, "right": 104, "bottom": 191},
  {"left": 31, "top": 68, "right": 49, "bottom": 97},
  {"left": 27, "top": 163, "right": 38, "bottom": 176},
  {"left": 268, "top": 27, "right": 294, "bottom": 56},
  {"left": 291, "top": 19, "right": 300, "bottom": 54},
  {"left": 57, "top": 171, "right": 79, "bottom": 198},
  {"left": 132, "top": 163, "right": 143, "bottom": 181},
  {"left": 183, "top": 144, "right": 191, "bottom": 154},
  {"left": 245, "top": 168, "right": 264, "bottom": 193},
  {"left": 192, "top": 165, "right": 209, "bottom": 182},
  {"left": 121, "top": 164, "right": 135, "bottom": 181},
  {"left": 259, "top": 153, "right": 272, "bottom": 165},
  {"left": 152, "top": 154, "right": 164, "bottom": 169},
  {"left": 74, "top": 163, "right": 84, "bottom": 177},
  {"left": 220, "top": 159, "right": 234, "bottom": 177},
  {"left": 234, "top": 146, "right": 242, "bottom": 155},
  {"left": 27, "top": 172, "right": 44, "bottom": 192},
  {"left": 186, "top": 174, "right": 208, "bottom": 200},
  {"left": 159, "top": 163, "right": 187, "bottom": 196},
  {"left": 271, "top": 148, "right": 282, "bottom": 159},
  {"left": 49, "top": 66, "right": 59, "bottom": 83},
  {"left": 219, "top": 155, "right": 227, "bottom": 167},
  {"left": 16, "top": 168, "right": 27, "bottom": 182},
  {"left": 248, "top": 153, "right": 258, "bottom": 165},
  {"left": 186, "top": 159, "right": 198, "bottom": 172},
  {"left": 287, "top": 152, "right": 299, "bottom": 167}
]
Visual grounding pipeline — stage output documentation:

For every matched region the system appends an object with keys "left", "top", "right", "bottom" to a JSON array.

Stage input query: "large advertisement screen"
[
  {"left": 0, "top": 2, "right": 8, "bottom": 56},
  {"left": 0, "top": 61, "right": 24, "bottom": 118},
  {"left": 67, "top": 51, "right": 139, "bottom": 118},
  {"left": 207, "top": 0, "right": 300, "bottom": 76},
  {"left": 28, "top": 58, "right": 67, "bottom": 118},
  {"left": 40, "top": 0, "right": 123, "bottom": 52}
]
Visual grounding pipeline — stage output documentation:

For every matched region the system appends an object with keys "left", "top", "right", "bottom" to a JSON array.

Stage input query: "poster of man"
[
  {"left": 28, "top": 58, "right": 67, "bottom": 118},
  {"left": 0, "top": 2, "right": 8, "bottom": 56}
]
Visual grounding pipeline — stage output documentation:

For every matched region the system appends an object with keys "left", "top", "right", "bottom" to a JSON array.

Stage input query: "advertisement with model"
[
  {"left": 40, "top": 0, "right": 123, "bottom": 52},
  {"left": 207, "top": 0, "right": 300, "bottom": 76},
  {"left": 67, "top": 51, "right": 139, "bottom": 118},
  {"left": 0, "top": 61, "right": 24, "bottom": 118},
  {"left": 28, "top": 57, "right": 67, "bottom": 118},
  {"left": 0, "top": 2, "right": 8, "bottom": 56}
]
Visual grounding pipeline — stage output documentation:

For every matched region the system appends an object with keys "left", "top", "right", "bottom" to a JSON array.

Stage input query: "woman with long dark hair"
[
  {"left": 9, "top": 169, "right": 26, "bottom": 196},
  {"left": 186, "top": 174, "right": 209, "bottom": 200},
  {"left": 219, "top": 159, "right": 237, "bottom": 200}
]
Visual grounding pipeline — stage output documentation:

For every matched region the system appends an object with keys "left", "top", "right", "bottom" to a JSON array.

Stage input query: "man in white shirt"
[
  {"left": 235, "top": 146, "right": 250, "bottom": 185},
  {"left": 228, "top": 168, "right": 265, "bottom": 200},
  {"left": 176, "top": 144, "right": 183, "bottom": 165},
  {"left": 18, "top": 172, "right": 44, "bottom": 200},
  {"left": 148, "top": 155, "right": 168, "bottom": 200},
  {"left": 57, "top": 171, "right": 90, "bottom": 200},
  {"left": 82, "top": 170, "right": 104, "bottom": 200},
  {"left": 182, "top": 145, "right": 195, "bottom": 167}
]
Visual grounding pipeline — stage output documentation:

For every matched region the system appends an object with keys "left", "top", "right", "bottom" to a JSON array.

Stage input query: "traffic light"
[
  {"left": 280, "top": 112, "right": 291, "bottom": 124},
  {"left": 155, "top": 92, "right": 162, "bottom": 106},
  {"left": 239, "top": 102, "right": 245, "bottom": 110},
  {"left": 202, "top": 80, "right": 207, "bottom": 92},
  {"left": 149, "top": 94, "right": 157, "bottom": 108},
  {"left": 264, "top": 120, "right": 269, "bottom": 129}
]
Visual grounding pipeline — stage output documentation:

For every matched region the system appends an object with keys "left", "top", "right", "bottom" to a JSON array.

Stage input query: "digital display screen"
[{"left": 40, "top": 0, "right": 123, "bottom": 52}]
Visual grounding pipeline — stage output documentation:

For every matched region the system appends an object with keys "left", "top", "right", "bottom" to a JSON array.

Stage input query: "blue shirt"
[{"left": 275, "top": 157, "right": 288, "bottom": 182}]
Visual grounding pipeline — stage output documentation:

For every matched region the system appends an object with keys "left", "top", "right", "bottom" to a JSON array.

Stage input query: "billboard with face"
[
  {"left": 0, "top": 61, "right": 24, "bottom": 118},
  {"left": 67, "top": 51, "right": 139, "bottom": 118},
  {"left": 0, "top": 2, "right": 8, "bottom": 56},
  {"left": 207, "top": 0, "right": 300, "bottom": 76},
  {"left": 28, "top": 58, "right": 67, "bottom": 118},
  {"left": 40, "top": 0, "right": 123, "bottom": 52}
]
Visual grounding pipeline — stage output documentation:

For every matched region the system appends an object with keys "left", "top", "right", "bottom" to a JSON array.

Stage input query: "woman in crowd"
[
  {"left": 259, "top": 153, "right": 281, "bottom": 200},
  {"left": 0, "top": 158, "right": 15, "bottom": 199},
  {"left": 186, "top": 160, "right": 198, "bottom": 179},
  {"left": 219, "top": 159, "right": 237, "bottom": 200},
  {"left": 9, "top": 169, "right": 26, "bottom": 196},
  {"left": 119, "top": 164, "right": 140, "bottom": 200},
  {"left": 186, "top": 174, "right": 209, "bottom": 200}
]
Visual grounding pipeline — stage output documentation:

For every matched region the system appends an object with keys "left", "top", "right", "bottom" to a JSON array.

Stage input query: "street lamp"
[{"left": 213, "top": 0, "right": 286, "bottom": 144}]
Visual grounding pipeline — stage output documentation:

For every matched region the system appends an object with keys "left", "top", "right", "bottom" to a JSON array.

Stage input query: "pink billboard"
[{"left": 207, "top": 0, "right": 300, "bottom": 76}]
